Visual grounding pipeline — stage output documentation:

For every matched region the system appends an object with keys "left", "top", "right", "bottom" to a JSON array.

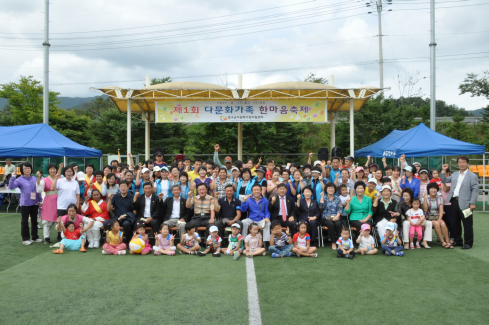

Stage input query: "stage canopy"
[
  {"left": 0, "top": 124, "right": 102, "bottom": 157},
  {"left": 354, "top": 123, "right": 485, "bottom": 158}
]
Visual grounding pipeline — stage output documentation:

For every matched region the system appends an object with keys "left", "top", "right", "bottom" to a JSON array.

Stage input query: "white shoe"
[
  {"left": 22, "top": 240, "right": 32, "bottom": 245},
  {"left": 117, "top": 250, "right": 126, "bottom": 255},
  {"left": 32, "top": 238, "right": 43, "bottom": 243},
  {"left": 93, "top": 241, "right": 100, "bottom": 248},
  {"left": 102, "top": 250, "right": 108, "bottom": 255},
  {"left": 88, "top": 242, "right": 94, "bottom": 249},
  {"left": 37, "top": 225, "right": 42, "bottom": 229}
]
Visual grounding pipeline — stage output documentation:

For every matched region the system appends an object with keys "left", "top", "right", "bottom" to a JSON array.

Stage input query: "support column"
[
  {"left": 145, "top": 75, "right": 151, "bottom": 160},
  {"left": 127, "top": 99, "right": 131, "bottom": 155},
  {"left": 350, "top": 99, "right": 354, "bottom": 157},
  {"left": 330, "top": 111, "right": 336, "bottom": 149},
  {"left": 237, "top": 74, "right": 243, "bottom": 161}
]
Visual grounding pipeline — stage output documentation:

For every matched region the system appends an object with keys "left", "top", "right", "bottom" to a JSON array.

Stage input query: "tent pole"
[
  {"left": 237, "top": 74, "right": 243, "bottom": 161},
  {"left": 63, "top": 156, "right": 66, "bottom": 166},
  {"left": 127, "top": 99, "right": 131, "bottom": 155},
  {"left": 330, "top": 106, "right": 336, "bottom": 149},
  {"left": 349, "top": 99, "right": 354, "bottom": 156},
  {"left": 145, "top": 76, "right": 150, "bottom": 161}
]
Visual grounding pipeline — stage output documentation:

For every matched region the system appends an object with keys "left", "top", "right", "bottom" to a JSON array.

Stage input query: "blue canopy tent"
[
  {"left": 0, "top": 124, "right": 101, "bottom": 157},
  {"left": 354, "top": 123, "right": 485, "bottom": 158},
  {"left": 355, "top": 123, "right": 486, "bottom": 211}
]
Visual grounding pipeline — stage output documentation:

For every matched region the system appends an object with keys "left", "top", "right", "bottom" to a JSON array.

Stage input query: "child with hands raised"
[
  {"left": 199, "top": 225, "right": 222, "bottom": 257},
  {"left": 153, "top": 224, "right": 176, "bottom": 256},
  {"left": 269, "top": 222, "right": 294, "bottom": 258},
  {"left": 243, "top": 223, "right": 266, "bottom": 258},
  {"left": 53, "top": 217, "right": 93, "bottom": 254},
  {"left": 102, "top": 220, "right": 126, "bottom": 255},
  {"left": 355, "top": 224, "right": 378, "bottom": 255},
  {"left": 130, "top": 224, "right": 151, "bottom": 255},
  {"left": 176, "top": 222, "right": 202, "bottom": 255}
]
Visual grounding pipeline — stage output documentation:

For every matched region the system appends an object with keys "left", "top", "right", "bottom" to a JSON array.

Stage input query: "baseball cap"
[
  {"left": 141, "top": 168, "right": 150, "bottom": 173},
  {"left": 231, "top": 223, "right": 241, "bottom": 229},
  {"left": 386, "top": 222, "right": 397, "bottom": 232},
  {"left": 76, "top": 171, "right": 85, "bottom": 180},
  {"left": 313, "top": 160, "right": 321, "bottom": 166},
  {"left": 153, "top": 166, "right": 161, "bottom": 172},
  {"left": 361, "top": 224, "right": 371, "bottom": 231},
  {"left": 209, "top": 226, "right": 218, "bottom": 233},
  {"left": 256, "top": 166, "right": 266, "bottom": 174},
  {"left": 368, "top": 178, "right": 377, "bottom": 184},
  {"left": 413, "top": 161, "right": 421, "bottom": 166},
  {"left": 231, "top": 166, "right": 239, "bottom": 172},
  {"left": 404, "top": 166, "right": 413, "bottom": 172},
  {"left": 381, "top": 185, "right": 392, "bottom": 192},
  {"left": 160, "top": 166, "right": 169, "bottom": 172},
  {"left": 355, "top": 166, "right": 364, "bottom": 173},
  {"left": 225, "top": 156, "right": 232, "bottom": 163},
  {"left": 345, "top": 156, "right": 354, "bottom": 162}
]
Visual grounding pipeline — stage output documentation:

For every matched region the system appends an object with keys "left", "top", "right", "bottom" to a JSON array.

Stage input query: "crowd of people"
[{"left": 6, "top": 145, "right": 479, "bottom": 259}]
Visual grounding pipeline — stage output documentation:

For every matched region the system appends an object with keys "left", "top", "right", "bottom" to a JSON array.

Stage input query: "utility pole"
[
  {"left": 43, "top": 0, "right": 50, "bottom": 124},
  {"left": 429, "top": 0, "right": 437, "bottom": 130},
  {"left": 367, "top": 0, "right": 392, "bottom": 89},
  {"left": 377, "top": 0, "right": 384, "bottom": 89}
]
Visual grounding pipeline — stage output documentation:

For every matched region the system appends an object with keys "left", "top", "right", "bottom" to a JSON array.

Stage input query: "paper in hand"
[{"left": 462, "top": 208, "right": 473, "bottom": 218}]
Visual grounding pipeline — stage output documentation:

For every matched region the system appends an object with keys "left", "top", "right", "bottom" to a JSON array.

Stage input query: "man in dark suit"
[
  {"left": 441, "top": 156, "right": 479, "bottom": 249},
  {"left": 268, "top": 184, "right": 297, "bottom": 237},
  {"left": 132, "top": 182, "right": 160, "bottom": 234},
  {"left": 162, "top": 184, "right": 191, "bottom": 237}
]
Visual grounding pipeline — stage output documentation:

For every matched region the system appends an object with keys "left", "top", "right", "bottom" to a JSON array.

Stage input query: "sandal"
[
  {"left": 53, "top": 249, "right": 63, "bottom": 254},
  {"left": 311, "top": 253, "right": 318, "bottom": 258}
]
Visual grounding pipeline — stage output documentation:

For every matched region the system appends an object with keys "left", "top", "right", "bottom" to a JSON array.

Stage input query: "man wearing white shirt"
[
  {"left": 268, "top": 184, "right": 297, "bottom": 237},
  {"left": 441, "top": 156, "right": 479, "bottom": 249},
  {"left": 162, "top": 185, "right": 190, "bottom": 237}
]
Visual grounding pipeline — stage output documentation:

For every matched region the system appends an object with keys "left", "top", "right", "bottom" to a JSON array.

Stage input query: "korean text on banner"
[{"left": 155, "top": 100, "right": 327, "bottom": 123}]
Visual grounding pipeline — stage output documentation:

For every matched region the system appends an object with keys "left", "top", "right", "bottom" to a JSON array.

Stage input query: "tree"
[
  {"left": 303, "top": 73, "right": 328, "bottom": 84},
  {"left": 149, "top": 77, "right": 172, "bottom": 86},
  {"left": 459, "top": 71, "right": 489, "bottom": 124},
  {"left": 73, "top": 96, "right": 115, "bottom": 120}
]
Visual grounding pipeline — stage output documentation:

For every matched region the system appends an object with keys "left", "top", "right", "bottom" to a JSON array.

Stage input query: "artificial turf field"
[{"left": 0, "top": 213, "right": 488, "bottom": 324}]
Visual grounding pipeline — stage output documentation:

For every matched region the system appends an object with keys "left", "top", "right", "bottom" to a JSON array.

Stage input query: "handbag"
[{"left": 427, "top": 213, "right": 438, "bottom": 221}]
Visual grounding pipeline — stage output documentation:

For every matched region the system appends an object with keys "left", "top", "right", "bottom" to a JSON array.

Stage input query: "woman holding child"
[{"left": 398, "top": 188, "right": 433, "bottom": 249}]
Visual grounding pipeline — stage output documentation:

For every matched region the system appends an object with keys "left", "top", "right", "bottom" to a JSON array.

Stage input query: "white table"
[{"left": 0, "top": 188, "right": 20, "bottom": 213}]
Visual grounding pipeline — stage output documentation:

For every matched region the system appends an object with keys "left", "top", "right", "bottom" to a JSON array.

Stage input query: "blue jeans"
[
  {"left": 381, "top": 245, "right": 403, "bottom": 254},
  {"left": 268, "top": 244, "right": 293, "bottom": 257},
  {"left": 336, "top": 248, "right": 356, "bottom": 258}
]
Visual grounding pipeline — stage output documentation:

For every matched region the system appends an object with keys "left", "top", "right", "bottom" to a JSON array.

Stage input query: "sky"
[{"left": 1, "top": 0, "right": 488, "bottom": 110}]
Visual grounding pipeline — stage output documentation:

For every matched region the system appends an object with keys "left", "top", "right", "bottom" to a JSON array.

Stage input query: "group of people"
[{"left": 6, "top": 145, "right": 479, "bottom": 259}]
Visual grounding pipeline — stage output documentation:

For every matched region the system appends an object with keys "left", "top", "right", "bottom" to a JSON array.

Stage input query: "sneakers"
[
  {"left": 395, "top": 251, "right": 404, "bottom": 256},
  {"left": 44, "top": 238, "right": 50, "bottom": 244},
  {"left": 22, "top": 240, "right": 32, "bottom": 245},
  {"left": 416, "top": 242, "right": 421, "bottom": 249},
  {"left": 410, "top": 243, "right": 414, "bottom": 249},
  {"left": 88, "top": 242, "right": 94, "bottom": 249},
  {"left": 212, "top": 252, "right": 221, "bottom": 257},
  {"left": 312, "top": 253, "right": 318, "bottom": 258},
  {"left": 296, "top": 253, "right": 301, "bottom": 258},
  {"left": 271, "top": 253, "right": 279, "bottom": 258},
  {"left": 348, "top": 254, "right": 354, "bottom": 259},
  {"left": 154, "top": 251, "right": 161, "bottom": 256},
  {"left": 93, "top": 241, "right": 100, "bottom": 249},
  {"left": 246, "top": 253, "right": 253, "bottom": 258},
  {"left": 233, "top": 251, "right": 239, "bottom": 260},
  {"left": 102, "top": 250, "right": 108, "bottom": 255},
  {"left": 385, "top": 251, "right": 391, "bottom": 256},
  {"left": 117, "top": 250, "right": 126, "bottom": 255},
  {"left": 262, "top": 252, "right": 266, "bottom": 256},
  {"left": 79, "top": 247, "right": 87, "bottom": 253},
  {"left": 32, "top": 238, "right": 43, "bottom": 243},
  {"left": 285, "top": 252, "right": 293, "bottom": 257},
  {"left": 179, "top": 250, "right": 185, "bottom": 255},
  {"left": 37, "top": 224, "right": 42, "bottom": 229},
  {"left": 197, "top": 251, "right": 206, "bottom": 257}
]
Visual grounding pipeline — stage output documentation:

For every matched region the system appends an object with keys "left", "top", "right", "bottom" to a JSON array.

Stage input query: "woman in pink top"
[{"left": 36, "top": 163, "right": 59, "bottom": 244}]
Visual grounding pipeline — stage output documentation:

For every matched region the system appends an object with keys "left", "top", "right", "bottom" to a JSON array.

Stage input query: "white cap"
[
  {"left": 209, "top": 226, "right": 218, "bottom": 233},
  {"left": 141, "top": 168, "right": 150, "bottom": 173},
  {"left": 368, "top": 178, "right": 377, "bottom": 184},
  {"left": 153, "top": 166, "right": 161, "bottom": 172},
  {"left": 381, "top": 185, "right": 392, "bottom": 192},
  {"left": 313, "top": 160, "right": 321, "bottom": 166},
  {"left": 76, "top": 172, "right": 85, "bottom": 180}
]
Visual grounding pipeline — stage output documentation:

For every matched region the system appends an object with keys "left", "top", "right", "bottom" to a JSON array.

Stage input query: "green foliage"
[
  {"left": 459, "top": 71, "right": 489, "bottom": 125},
  {"left": 303, "top": 73, "right": 328, "bottom": 84},
  {"left": 150, "top": 76, "right": 172, "bottom": 85}
]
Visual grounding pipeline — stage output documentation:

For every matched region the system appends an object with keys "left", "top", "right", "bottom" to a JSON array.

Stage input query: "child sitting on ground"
[
  {"left": 130, "top": 224, "right": 152, "bottom": 255},
  {"left": 226, "top": 223, "right": 244, "bottom": 260},
  {"left": 53, "top": 218, "right": 93, "bottom": 254},
  {"left": 381, "top": 222, "right": 404, "bottom": 256},
  {"left": 355, "top": 224, "right": 378, "bottom": 255},
  {"left": 153, "top": 224, "right": 176, "bottom": 256},
  {"left": 406, "top": 198, "right": 425, "bottom": 249},
  {"left": 200, "top": 226, "right": 222, "bottom": 257},
  {"left": 243, "top": 223, "right": 266, "bottom": 258},
  {"left": 292, "top": 221, "right": 318, "bottom": 258},
  {"left": 269, "top": 222, "right": 294, "bottom": 258},
  {"left": 102, "top": 220, "right": 126, "bottom": 255},
  {"left": 176, "top": 222, "right": 202, "bottom": 255},
  {"left": 336, "top": 227, "right": 355, "bottom": 259}
]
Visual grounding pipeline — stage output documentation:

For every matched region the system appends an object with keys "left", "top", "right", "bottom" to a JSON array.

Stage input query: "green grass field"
[{"left": 1, "top": 213, "right": 488, "bottom": 324}]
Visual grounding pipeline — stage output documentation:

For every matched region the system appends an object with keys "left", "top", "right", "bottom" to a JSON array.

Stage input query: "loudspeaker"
[
  {"left": 153, "top": 147, "right": 163, "bottom": 160},
  {"left": 331, "top": 147, "right": 342, "bottom": 158},
  {"left": 318, "top": 147, "right": 329, "bottom": 162}
]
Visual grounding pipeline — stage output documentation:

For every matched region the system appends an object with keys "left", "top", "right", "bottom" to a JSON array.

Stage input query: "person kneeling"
[
  {"left": 53, "top": 218, "right": 93, "bottom": 254},
  {"left": 268, "top": 222, "right": 294, "bottom": 258}
]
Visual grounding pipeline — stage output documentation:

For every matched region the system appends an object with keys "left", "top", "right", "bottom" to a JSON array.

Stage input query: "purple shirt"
[{"left": 9, "top": 175, "right": 42, "bottom": 206}]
